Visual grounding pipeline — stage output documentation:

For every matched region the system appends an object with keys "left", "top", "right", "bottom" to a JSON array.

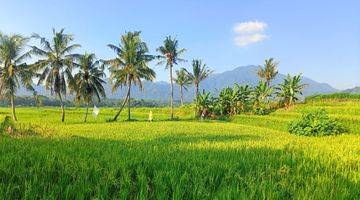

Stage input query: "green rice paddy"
[{"left": 0, "top": 100, "right": 359, "bottom": 199}]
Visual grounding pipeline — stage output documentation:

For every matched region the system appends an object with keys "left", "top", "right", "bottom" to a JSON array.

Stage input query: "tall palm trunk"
[
  {"left": 195, "top": 83, "right": 199, "bottom": 100},
  {"left": 180, "top": 85, "right": 184, "bottom": 106},
  {"left": 169, "top": 64, "right": 174, "bottom": 119},
  {"left": 195, "top": 83, "right": 200, "bottom": 118},
  {"left": 113, "top": 79, "right": 131, "bottom": 121},
  {"left": 10, "top": 95, "right": 17, "bottom": 121},
  {"left": 84, "top": 102, "right": 89, "bottom": 122},
  {"left": 127, "top": 79, "right": 132, "bottom": 120},
  {"left": 58, "top": 92, "right": 65, "bottom": 122}
]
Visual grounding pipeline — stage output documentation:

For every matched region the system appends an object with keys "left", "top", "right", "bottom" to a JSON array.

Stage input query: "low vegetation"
[
  {"left": 289, "top": 109, "right": 348, "bottom": 136},
  {"left": 196, "top": 74, "right": 305, "bottom": 119},
  {"left": 306, "top": 93, "right": 360, "bottom": 101},
  {"left": 0, "top": 99, "right": 359, "bottom": 199}
]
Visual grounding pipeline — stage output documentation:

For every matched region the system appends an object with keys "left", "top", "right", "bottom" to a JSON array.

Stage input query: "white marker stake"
[{"left": 93, "top": 105, "right": 100, "bottom": 118}]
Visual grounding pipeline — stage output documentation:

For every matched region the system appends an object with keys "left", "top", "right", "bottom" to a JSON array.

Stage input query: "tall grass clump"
[
  {"left": 0, "top": 115, "right": 38, "bottom": 137},
  {"left": 0, "top": 116, "right": 15, "bottom": 133},
  {"left": 289, "top": 109, "right": 348, "bottom": 136}
]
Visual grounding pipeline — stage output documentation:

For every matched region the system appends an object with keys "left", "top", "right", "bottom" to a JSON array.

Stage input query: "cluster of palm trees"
[
  {"left": 257, "top": 58, "right": 306, "bottom": 108},
  {"left": 174, "top": 60, "right": 213, "bottom": 106},
  {"left": 196, "top": 58, "right": 306, "bottom": 118},
  {"left": 0, "top": 29, "right": 214, "bottom": 122},
  {"left": 1, "top": 29, "right": 305, "bottom": 122}
]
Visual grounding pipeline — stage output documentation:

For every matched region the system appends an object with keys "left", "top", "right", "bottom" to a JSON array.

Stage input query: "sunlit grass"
[{"left": 0, "top": 102, "right": 359, "bottom": 199}]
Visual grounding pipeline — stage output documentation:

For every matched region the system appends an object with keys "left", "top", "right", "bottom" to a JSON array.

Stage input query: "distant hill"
[
  {"left": 199, "top": 65, "right": 337, "bottom": 97},
  {"left": 18, "top": 65, "right": 338, "bottom": 101},
  {"left": 342, "top": 86, "right": 360, "bottom": 94}
]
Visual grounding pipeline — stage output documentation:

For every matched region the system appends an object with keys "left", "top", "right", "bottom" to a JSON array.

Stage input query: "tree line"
[
  {"left": 195, "top": 58, "right": 306, "bottom": 118},
  {"left": 0, "top": 29, "right": 305, "bottom": 122}
]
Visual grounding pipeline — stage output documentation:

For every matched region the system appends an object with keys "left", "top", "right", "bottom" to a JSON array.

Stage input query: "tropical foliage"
[
  {"left": 0, "top": 29, "right": 306, "bottom": 122},
  {"left": 275, "top": 74, "right": 306, "bottom": 109},
  {"left": 157, "top": 36, "right": 186, "bottom": 119},
  {"left": 184, "top": 59, "right": 213, "bottom": 100},
  {"left": 174, "top": 69, "right": 191, "bottom": 106},
  {"left": 196, "top": 82, "right": 272, "bottom": 118},
  {"left": 0, "top": 33, "right": 35, "bottom": 121},
  {"left": 30, "top": 29, "right": 80, "bottom": 122},
  {"left": 289, "top": 109, "right": 348, "bottom": 136},
  {"left": 195, "top": 74, "right": 305, "bottom": 119},
  {"left": 105, "top": 31, "right": 155, "bottom": 121},
  {"left": 252, "top": 81, "right": 273, "bottom": 115},
  {"left": 257, "top": 58, "right": 278, "bottom": 86},
  {"left": 196, "top": 92, "right": 213, "bottom": 118},
  {"left": 73, "top": 53, "right": 106, "bottom": 122}
]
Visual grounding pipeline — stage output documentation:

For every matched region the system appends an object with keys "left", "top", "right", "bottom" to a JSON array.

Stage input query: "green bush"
[
  {"left": 0, "top": 116, "right": 39, "bottom": 137},
  {"left": 0, "top": 116, "right": 15, "bottom": 134},
  {"left": 289, "top": 109, "right": 348, "bottom": 136}
]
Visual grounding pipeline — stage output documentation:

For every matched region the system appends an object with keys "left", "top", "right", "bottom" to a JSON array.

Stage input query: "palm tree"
[
  {"left": 257, "top": 58, "right": 279, "bottom": 87},
  {"left": 105, "top": 31, "right": 155, "bottom": 121},
  {"left": 184, "top": 59, "right": 213, "bottom": 100},
  {"left": 73, "top": 53, "right": 106, "bottom": 122},
  {"left": 0, "top": 33, "right": 35, "bottom": 121},
  {"left": 157, "top": 36, "right": 186, "bottom": 119},
  {"left": 30, "top": 29, "right": 80, "bottom": 122},
  {"left": 174, "top": 68, "right": 191, "bottom": 106},
  {"left": 275, "top": 74, "right": 306, "bottom": 109}
]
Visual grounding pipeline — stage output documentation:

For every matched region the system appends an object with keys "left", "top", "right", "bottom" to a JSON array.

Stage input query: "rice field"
[{"left": 0, "top": 101, "right": 359, "bottom": 199}]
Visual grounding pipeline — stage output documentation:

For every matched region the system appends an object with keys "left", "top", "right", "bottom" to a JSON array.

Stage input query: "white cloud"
[
  {"left": 234, "top": 21, "right": 268, "bottom": 34},
  {"left": 233, "top": 21, "right": 268, "bottom": 47},
  {"left": 234, "top": 34, "right": 268, "bottom": 47}
]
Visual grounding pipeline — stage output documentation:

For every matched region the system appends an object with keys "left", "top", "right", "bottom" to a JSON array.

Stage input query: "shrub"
[
  {"left": 0, "top": 116, "right": 15, "bottom": 134},
  {"left": 0, "top": 116, "right": 40, "bottom": 137},
  {"left": 289, "top": 109, "right": 348, "bottom": 136}
]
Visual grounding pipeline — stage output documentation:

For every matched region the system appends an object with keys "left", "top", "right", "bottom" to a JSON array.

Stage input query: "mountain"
[
  {"left": 18, "top": 65, "right": 338, "bottom": 101},
  {"left": 342, "top": 86, "right": 360, "bottom": 94},
  {"left": 200, "top": 65, "right": 337, "bottom": 97}
]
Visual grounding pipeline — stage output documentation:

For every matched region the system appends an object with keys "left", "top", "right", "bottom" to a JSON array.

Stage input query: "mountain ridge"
[{"left": 18, "top": 65, "right": 338, "bottom": 101}]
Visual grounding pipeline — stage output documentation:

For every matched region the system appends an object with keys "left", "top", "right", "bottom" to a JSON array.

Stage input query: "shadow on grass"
[
  {"left": 101, "top": 117, "right": 232, "bottom": 124},
  {"left": 145, "top": 133, "right": 262, "bottom": 144},
  {"left": 0, "top": 136, "right": 358, "bottom": 199}
]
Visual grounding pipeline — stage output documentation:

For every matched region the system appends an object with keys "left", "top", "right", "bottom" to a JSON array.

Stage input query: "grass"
[
  {"left": 0, "top": 102, "right": 359, "bottom": 199},
  {"left": 306, "top": 92, "right": 360, "bottom": 101}
]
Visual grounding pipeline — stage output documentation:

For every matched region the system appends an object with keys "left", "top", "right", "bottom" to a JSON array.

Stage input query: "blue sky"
[{"left": 1, "top": 0, "right": 359, "bottom": 89}]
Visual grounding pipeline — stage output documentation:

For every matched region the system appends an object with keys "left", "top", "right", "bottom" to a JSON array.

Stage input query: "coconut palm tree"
[
  {"left": 257, "top": 58, "right": 279, "bottom": 87},
  {"left": 184, "top": 59, "right": 213, "bottom": 101},
  {"left": 30, "top": 29, "right": 80, "bottom": 122},
  {"left": 174, "top": 68, "right": 191, "bottom": 106},
  {"left": 157, "top": 36, "right": 186, "bottom": 119},
  {"left": 275, "top": 74, "right": 306, "bottom": 109},
  {"left": 73, "top": 53, "right": 106, "bottom": 122},
  {"left": 105, "top": 31, "right": 155, "bottom": 121},
  {"left": 0, "top": 33, "right": 35, "bottom": 121}
]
